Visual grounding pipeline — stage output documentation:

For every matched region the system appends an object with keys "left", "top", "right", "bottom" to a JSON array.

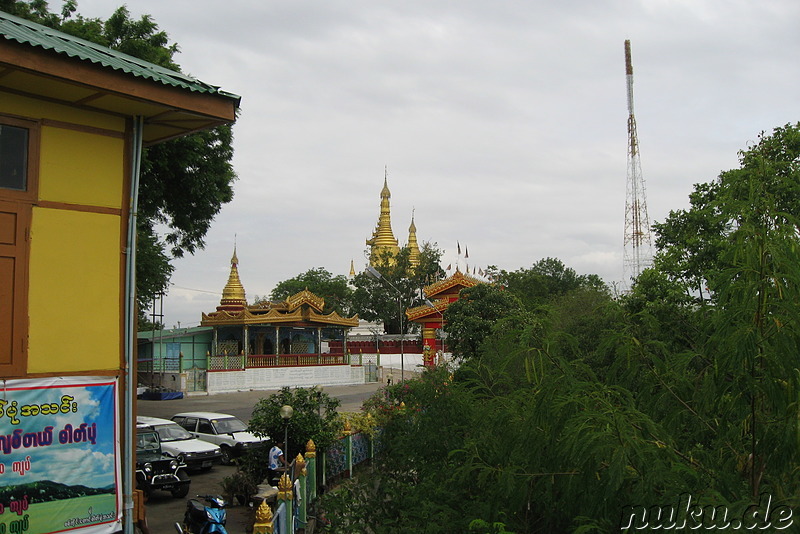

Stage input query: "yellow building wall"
[
  {"left": 0, "top": 95, "right": 128, "bottom": 375},
  {"left": 27, "top": 208, "right": 122, "bottom": 374},
  {"left": 39, "top": 126, "right": 125, "bottom": 208}
]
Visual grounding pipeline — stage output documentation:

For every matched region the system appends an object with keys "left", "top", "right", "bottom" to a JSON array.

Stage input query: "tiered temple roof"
[{"left": 202, "top": 251, "right": 359, "bottom": 328}]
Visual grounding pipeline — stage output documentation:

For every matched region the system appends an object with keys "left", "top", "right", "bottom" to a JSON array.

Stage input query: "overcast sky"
[{"left": 78, "top": 0, "right": 800, "bottom": 329}]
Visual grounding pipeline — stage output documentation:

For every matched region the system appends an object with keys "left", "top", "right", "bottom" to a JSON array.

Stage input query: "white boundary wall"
[{"left": 206, "top": 364, "right": 366, "bottom": 394}]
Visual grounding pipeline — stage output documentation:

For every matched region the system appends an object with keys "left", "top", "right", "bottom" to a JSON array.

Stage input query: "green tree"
[
  {"left": 4, "top": 1, "right": 238, "bottom": 325},
  {"left": 486, "top": 257, "right": 606, "bottom": 310},
  {"left": 248, "top": 386, "right": 343, "bottom": 457},
  {"left": 442, "top": 282, "right": 526, "bottom": 361},
  {"left": 267, "top": 268, "right": 353, "bottom": 315}
]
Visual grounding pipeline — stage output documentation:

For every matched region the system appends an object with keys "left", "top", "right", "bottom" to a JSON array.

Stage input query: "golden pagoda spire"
[
  {"left": 218, "top": 245, "right": 247, "bottom": 311},
  {"left": 407, "top": 209, "right": 420, "bottom": 269},
  {"left": 366, "top": 167, "right": 400, "bottom": 265},
  {"left": 349, "top": 259, "right": 356, "bottom": 277}
]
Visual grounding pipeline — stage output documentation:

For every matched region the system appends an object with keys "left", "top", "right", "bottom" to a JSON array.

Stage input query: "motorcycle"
[{"left": 174, "top": 494, "right": 228, "bottom": 534}]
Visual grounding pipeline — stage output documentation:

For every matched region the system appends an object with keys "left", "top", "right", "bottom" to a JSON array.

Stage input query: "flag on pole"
[
  {"left": 465, "top": 246, "right": 469, "bottom": 259},
  {"left": 457, "top": 241, "right": 461, "bottom": 255},
  {"left": 446, "top": 263, "right": 452, "bottom": 270}
]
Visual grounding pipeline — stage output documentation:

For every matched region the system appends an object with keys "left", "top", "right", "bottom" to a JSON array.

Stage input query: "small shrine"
[
  {"left": 201, "top": 250, "right": 359, "bottom": 366},
  {"left": 406, "top": 269, "right": 482, "bottom": 366}
]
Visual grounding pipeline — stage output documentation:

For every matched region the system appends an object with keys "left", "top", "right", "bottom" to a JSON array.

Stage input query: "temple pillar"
[
  {"left": 275, "top": 327, "right": 280, "bottom": 355},
  {"left": 243, "top": 325, "right": 249, "bottom": 356},
  {"left": 423, "top": 326, "right": 436, "bottom": 367}
]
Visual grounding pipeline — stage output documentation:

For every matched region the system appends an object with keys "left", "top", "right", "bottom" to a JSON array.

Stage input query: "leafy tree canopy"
[
  {"left": 653, "top": 122, "right": 800, "bottom": 304},
  {"left": 486, "top": 257, "right": 607, "bottom": 310},
  {"left": 351, "top": 242, "right": 444, "bottom": 333},
  {"left": 442, "top": 283, "right": 526, "bottom": 361},
  {"left": 248, "top": 386, "right": 342, "bottom": 454},
  {"left": 266, "top": 268, "right": 353, "bottom": 315}
]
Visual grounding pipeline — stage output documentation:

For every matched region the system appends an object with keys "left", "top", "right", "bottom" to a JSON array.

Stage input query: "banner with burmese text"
[{"left": 0, "top": 376, "right": 121, "bottom": 533}]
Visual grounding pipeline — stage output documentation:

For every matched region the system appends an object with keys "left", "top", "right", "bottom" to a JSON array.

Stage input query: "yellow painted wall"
[
  {"left": 39, "top": 126, "right": 125, "bottom": 208},
  {"left": 27, "top": 208, "right": 122, "bottom": 374}
]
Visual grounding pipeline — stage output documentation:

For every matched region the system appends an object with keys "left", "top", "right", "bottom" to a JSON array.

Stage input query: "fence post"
[
  {"left": 321, "top": 447, "right": 327, "bottom": 487},
  {"left": 295, "top": 453, "right": 307, "bottom": 529},
  {"left": 241, "top": 350, "right": 246, "bottom": 369},
  {"left": 343, "top": 422, "right": 353, "bottom": 478},
  {"left": 359, "top": 350, "right": 363, "bottom": 366},
  {"left": 305, "top": 440, "right": 317, "bottom": 503},
  {"left": 252, "top": 499, "right": 274, "bottom": 534},
  {"left": 278, "top": 473, "right": 293, "bottom": 534}
]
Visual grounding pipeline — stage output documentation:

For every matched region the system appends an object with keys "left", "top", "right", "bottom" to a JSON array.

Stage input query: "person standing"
[{"left": 268, "top": 440, "right": 288, "bottom": 484}]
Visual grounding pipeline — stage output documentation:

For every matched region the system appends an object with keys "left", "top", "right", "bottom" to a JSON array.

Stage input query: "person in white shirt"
[{"left": 268, "top": 440, "right": 288, "bottom": 484}]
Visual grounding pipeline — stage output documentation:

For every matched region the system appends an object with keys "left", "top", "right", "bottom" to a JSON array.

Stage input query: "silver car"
[{"left": 171, "top": 411, "right": 268, "bottom": 465}]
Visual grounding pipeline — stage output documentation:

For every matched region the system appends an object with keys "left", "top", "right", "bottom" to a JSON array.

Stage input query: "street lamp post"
[
  {"left": 280, "top": 404, "right": 294, "bottom": 473},
  {"left": 365, "top": 266, "right": 405, "bottom": 382}
]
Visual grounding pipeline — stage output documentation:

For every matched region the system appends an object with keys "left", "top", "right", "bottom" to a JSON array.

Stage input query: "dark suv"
[{"left": 136, "top": 424, "right": 191, "bottom": 498}]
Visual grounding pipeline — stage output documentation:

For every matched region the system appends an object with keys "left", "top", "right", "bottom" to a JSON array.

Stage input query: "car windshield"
[
  {"left": 155, "top": 424, "right": 193, "bottom": 442},
  {"left": 137, "top": 431, "right": 160, "bottom": 452},
  {"left": 212, "top": 417, "right": 247, "bottom": 434}
]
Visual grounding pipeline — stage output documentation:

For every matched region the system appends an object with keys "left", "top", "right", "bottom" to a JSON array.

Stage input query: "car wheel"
[
  {"left": 171, "top": 470, "right": 190, "bottom": 498},
  {"left": 220, "top": 445, "right": 233, "bottom": 465}
]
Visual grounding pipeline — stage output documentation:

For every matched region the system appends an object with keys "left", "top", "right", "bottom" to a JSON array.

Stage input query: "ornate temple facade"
[
  {"left": 407, "top": 269, "right": 481, "bottom": 366},
  {"left": 202, "top": 250, "right": 360, "bottom": 367}
]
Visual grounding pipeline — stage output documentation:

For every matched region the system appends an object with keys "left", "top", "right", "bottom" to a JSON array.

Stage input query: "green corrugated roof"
[{"left": 0, "top": 10, "right": 240, "bottom": 103}]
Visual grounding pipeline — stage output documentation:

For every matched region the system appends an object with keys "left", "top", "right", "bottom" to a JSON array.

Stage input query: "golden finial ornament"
[
  {"left": 343, "top": 420, "right": 352, "bottom": 435},
  {"left": 253, "top": 499, "right": 274, "bottom": 533},
  {"left": 306, "top": 439, "right": 316, "bottom": 458},
  {"left": 295, "top": 453, "right": 307, "bottom": 476},
  {"left": 278, "top": 473, "right": 293, "bottom": 501}
]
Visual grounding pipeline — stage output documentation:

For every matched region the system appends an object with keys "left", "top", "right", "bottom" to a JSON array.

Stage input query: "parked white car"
[
  {"left": 171, "top": 412, "right": 268, "bottom": 465},
  {"left": 137, "top": 416, "right": 222, "bottom": 471}
]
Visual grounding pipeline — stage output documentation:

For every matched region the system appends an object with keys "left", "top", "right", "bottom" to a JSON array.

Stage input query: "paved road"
[{"left": 138, "top": 382, "right": 382, "bottom": 533}]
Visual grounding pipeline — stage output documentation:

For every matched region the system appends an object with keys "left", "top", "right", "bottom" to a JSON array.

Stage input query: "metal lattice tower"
[{"left": 623, "top": 39, "right": 653, "bottom": 287}]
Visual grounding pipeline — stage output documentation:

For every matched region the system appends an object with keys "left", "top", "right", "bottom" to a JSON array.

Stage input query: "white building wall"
[{"left": 206, "top": 364, "right": 366, "bottom": 394}]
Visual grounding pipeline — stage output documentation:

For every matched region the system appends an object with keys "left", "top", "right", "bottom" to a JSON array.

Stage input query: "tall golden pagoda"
[{"left": 366, "top": 171, "right": 401, "bottom": 265}]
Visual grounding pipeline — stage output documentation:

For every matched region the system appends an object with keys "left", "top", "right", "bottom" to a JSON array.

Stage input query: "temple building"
[
  {"left": 406, "top": 269, "right": 482, "bottom": 366},
  {"left": 202, "top": 249, "right": 360, "bottom": 364},
  {"left": 365, "top": 171, "right": 420, "bottom": 268}
]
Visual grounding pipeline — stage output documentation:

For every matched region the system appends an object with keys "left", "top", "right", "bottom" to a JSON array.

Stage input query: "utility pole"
[{"left": 623, "top": 39, "right": 653, "bottom": 288}]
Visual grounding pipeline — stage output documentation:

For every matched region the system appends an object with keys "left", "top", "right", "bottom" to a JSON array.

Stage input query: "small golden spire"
[
  {"left": 349, "top": 259, "right": 356, "bottom": 277},
  {"left": 219, "top": 245, "right": 247, "bottom": 310},
  {"left": 407, "top": 209, "right": 420, "bottom": 269},
  {"left": 306, "top": 439, "right": 317, "bottom": 458}
]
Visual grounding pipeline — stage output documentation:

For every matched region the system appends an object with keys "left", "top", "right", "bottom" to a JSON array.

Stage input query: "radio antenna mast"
[{"left": 623, "top": 39, "right": 653, "bottom": 288}]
